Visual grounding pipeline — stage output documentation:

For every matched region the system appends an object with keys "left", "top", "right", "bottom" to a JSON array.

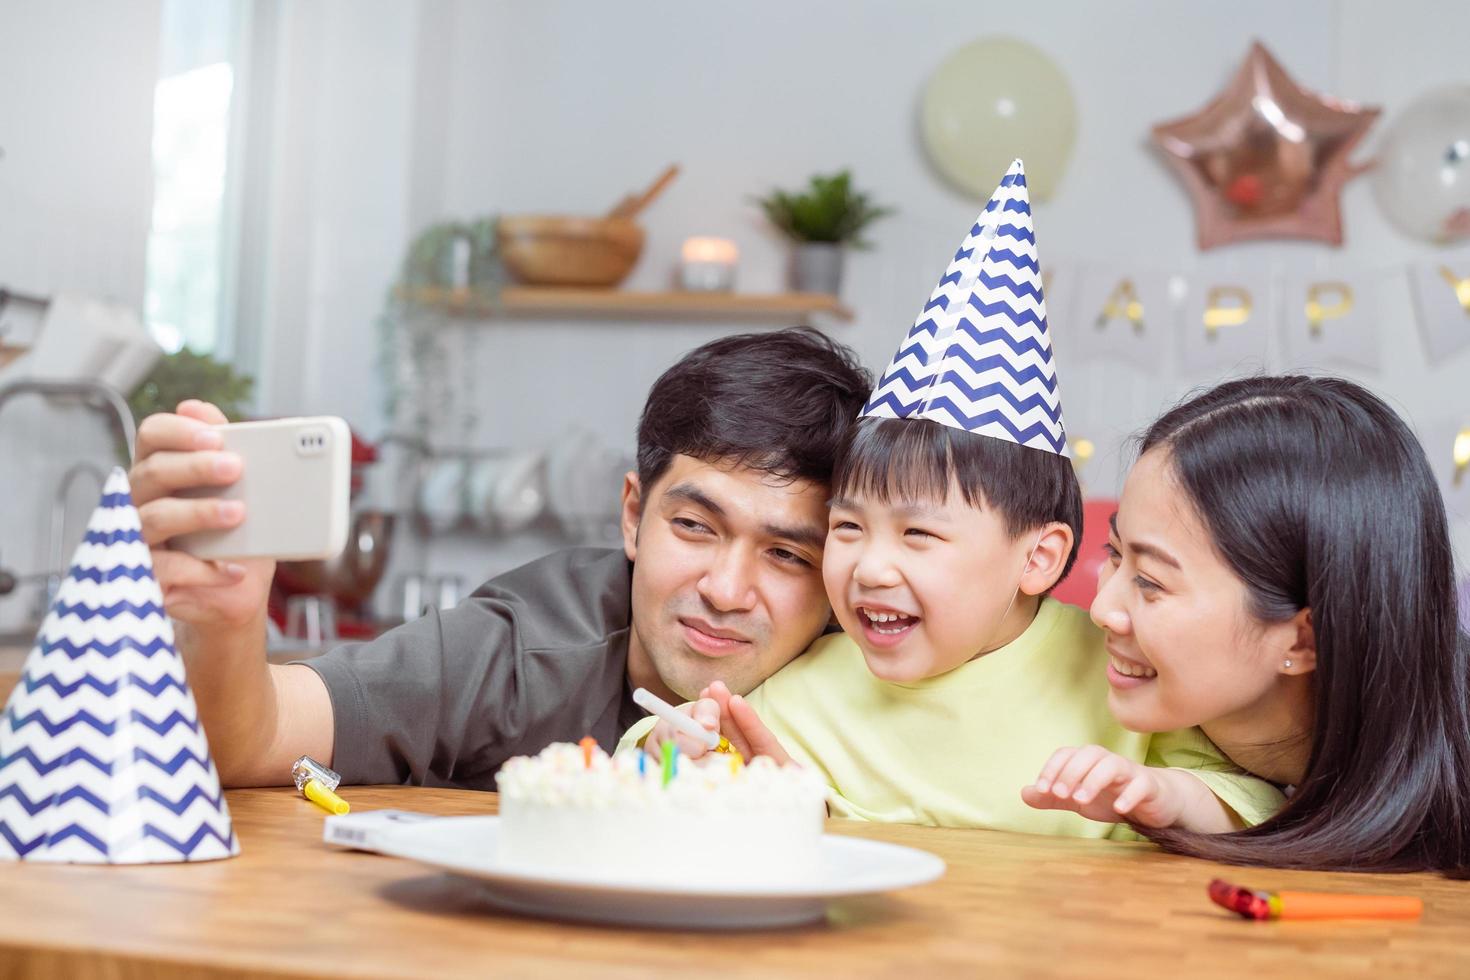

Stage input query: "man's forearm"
[{"left": 174, "top": 612, "right": 286, "bottom": 786}]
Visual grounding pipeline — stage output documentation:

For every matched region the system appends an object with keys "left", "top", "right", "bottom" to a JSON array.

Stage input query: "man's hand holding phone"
[
  {"left": 130, "top": 400, "right": 275, "bottom": 632},
  {"left": 128, "top": 400, "right": 342, "bottom": 788}
]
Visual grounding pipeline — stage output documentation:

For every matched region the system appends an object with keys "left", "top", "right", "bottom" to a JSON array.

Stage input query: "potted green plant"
[
  {"left": 754, "top": 170, "right": 892, "bottom": 295},
  {"left": 128, "top": 348, "right": 255, "bottom": 424},
  {"left": 376, "top": 216, "right": 502, "bottom": 442}
]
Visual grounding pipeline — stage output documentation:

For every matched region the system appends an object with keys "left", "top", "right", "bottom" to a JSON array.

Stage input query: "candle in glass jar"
[{"left": 678, "top": 237, "right": 738, "bottom": 292}]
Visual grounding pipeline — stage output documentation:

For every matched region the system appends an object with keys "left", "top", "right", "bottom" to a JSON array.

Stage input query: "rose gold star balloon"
[{"left": 1152, "top": 41, "right": 1380, "bottom": 250}]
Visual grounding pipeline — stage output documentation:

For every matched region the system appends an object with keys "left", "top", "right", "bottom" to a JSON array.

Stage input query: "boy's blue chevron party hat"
[
  {"left": 862, "top": 159, "right": 1069, "bottom": 456},
  {"left": 0, "top": 469, "right": 238, "bottom": 863}
]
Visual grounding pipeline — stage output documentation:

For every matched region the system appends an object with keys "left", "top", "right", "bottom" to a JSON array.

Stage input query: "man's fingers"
[
  {"left": 176, "top": 400, "right": 230, "bottom": 425},
  {"left": 138, "top": 496, "right": 244, "bottom": 546},
  {"left": 153, "top": 550, "right": 247, "bottom": 592},
  {"left": 134, "top": 411, "right": 223, "bottom": 460},
  {"left": 129, "top": 448, "right": 242, "bottom": 508}
]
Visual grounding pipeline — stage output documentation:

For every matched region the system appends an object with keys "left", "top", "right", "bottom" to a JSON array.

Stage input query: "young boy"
[{"left": 626, "top": 161, "right": 1282, "bottom": 839}]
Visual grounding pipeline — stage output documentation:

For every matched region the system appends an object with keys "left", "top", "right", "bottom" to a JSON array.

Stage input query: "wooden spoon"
[{"left": 607, "top": 164, "right": 680, "bottom": 219}]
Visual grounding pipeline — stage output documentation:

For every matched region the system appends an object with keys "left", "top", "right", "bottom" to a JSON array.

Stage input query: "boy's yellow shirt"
[{"left": 621, "top": 598, "right": 1283, "bottom": 839}]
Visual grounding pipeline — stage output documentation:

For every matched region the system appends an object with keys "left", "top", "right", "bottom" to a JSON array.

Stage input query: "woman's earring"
[{"left": 1283, "top": 659, "right": 1294, "bottom": 669}]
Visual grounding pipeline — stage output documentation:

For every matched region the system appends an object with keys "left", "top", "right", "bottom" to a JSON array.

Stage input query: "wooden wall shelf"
[{"left": 400, "top": 286, "right": 853, "bottom": 324}]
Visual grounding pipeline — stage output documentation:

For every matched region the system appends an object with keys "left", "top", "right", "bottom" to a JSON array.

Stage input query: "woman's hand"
[{"left": 1021, "top": 745, "right": 1187, "bottom": 828}]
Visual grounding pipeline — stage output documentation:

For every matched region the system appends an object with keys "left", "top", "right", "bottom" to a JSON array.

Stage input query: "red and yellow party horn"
[{"left": 1208, "top": 879, "right": 1422, "bottom": 921}]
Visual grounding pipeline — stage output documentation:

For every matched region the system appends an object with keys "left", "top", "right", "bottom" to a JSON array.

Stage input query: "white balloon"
[
  {"left": 1371, "top": 86, "right": 1470, "bottom": 244},
  {"left": 920, "top": 38, "right": 1077, "bottom": 202}
]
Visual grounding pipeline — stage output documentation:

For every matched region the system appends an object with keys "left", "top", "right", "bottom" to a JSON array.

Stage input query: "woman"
[{"left": 1038, "top": 375, "right": 1470, "bottom": 873}]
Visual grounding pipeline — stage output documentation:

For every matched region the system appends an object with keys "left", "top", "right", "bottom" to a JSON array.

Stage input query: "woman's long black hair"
[{"left": 1137, "top": 375, "right": 1470, "bottom": 875}]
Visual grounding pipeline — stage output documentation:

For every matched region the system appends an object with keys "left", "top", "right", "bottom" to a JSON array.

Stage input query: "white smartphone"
[{"left": 173, "top": 416, "right": 352, "bottom": 562}]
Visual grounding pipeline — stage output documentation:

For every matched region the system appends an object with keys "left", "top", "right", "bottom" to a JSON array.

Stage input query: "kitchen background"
[{"left": 3, "top": 0, "right": 1470, "bottom": 648}]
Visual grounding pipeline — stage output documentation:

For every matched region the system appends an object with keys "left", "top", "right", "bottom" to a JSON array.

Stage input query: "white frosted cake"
[{"left": 494, "top": 742, "right": 828, "bottom": 886}]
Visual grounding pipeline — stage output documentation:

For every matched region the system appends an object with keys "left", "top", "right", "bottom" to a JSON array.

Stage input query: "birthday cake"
[{"left": 494, "top": 742, "right": 828, "bottom": 886}]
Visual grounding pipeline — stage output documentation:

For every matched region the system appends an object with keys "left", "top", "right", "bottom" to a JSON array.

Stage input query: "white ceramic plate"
[{"left": 372, "top": 816, "right": 945, "bottom": 930}]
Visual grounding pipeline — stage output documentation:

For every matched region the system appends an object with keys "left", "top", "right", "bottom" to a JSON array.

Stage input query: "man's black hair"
[{"left": 636, "top": 328, "right": 873, "bottom": 491}]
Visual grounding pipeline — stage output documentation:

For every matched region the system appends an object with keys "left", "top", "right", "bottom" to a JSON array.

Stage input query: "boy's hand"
[
  {"left": 1021, "top": 745, "right": 1185, "bottom": 829},
  {"left": 642, "top": 697, "right": 721, "bottom": 760},
  {"left": 702, "top": 681, "right": 793, "bottom": 766},
  {"left": 130, "top": 400, "right": 274, "bottom": 630}
]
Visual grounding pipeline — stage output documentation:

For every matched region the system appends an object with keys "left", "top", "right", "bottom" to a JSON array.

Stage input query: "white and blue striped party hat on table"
[
  {"left": 862, "top": 159, "right": 1068, "bottom": 455},
  {"left": 0, "top": 469, "right": 238, "bottom": 863}
]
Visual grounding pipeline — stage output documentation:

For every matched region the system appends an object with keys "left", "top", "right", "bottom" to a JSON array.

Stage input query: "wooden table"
[{"left": 0, "top": 787, "right": 1467, "bottom": 979}]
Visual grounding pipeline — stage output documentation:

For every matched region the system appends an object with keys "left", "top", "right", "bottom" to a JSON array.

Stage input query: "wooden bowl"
[{"left": 497, "top": 215, "right": 644, "bottom": 287}]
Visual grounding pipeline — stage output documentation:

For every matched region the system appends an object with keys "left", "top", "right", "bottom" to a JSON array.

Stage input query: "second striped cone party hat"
[{"left": 862, "top": 158, "right": 1068, "bottom": 456}]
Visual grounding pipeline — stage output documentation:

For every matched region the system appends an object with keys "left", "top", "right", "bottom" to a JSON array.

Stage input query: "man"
[{"left": 130, "top": 329, "right": 870, "bottom": 788}]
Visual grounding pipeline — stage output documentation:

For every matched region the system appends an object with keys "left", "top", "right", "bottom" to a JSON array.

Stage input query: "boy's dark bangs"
[
  {"left": 834, "top": 416, "right": 1084, "bottom": 583},
  {"left": 834, "top": 417, "right": 982, "bottom": 508}
]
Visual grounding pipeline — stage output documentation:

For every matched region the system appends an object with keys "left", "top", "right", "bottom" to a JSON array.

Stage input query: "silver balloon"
[{"left": 1371, "top": 86, "right": 1470, "bottom": 244}]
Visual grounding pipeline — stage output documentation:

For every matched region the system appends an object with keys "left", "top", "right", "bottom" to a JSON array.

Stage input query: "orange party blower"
[{"left": 1208, "top": 879, "right": 1422, "bottom": 921}]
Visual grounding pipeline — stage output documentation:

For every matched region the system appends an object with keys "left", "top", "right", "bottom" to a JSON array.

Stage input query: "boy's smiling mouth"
[{"left": 856, "top": 604, "right": 921, "bottom": 640}]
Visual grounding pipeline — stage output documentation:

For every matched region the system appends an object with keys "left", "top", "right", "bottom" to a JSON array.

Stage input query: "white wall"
[
  {"left": 247, "top": 0, "right": 421, "bottom": 433},
  {"left": 425, "top": 0, "right": 1470, "bottom": 450},
  {"left": 7, "top": 1, "right": 1469, "bottom": 615},
  {"left": 0, "top": 3, "right": 158, "bottom": 309},
  {"left": 0, "top": 0, "right": 161, "bottom": 630},
  {"left": 371, "top": 0, "right": 1470, "bottom": 588}
]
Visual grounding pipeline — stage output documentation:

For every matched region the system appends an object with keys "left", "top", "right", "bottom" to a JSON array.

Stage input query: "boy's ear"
[{"left": 1019, "top": 521, "right": 1075, "bottom": 597}]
